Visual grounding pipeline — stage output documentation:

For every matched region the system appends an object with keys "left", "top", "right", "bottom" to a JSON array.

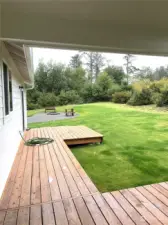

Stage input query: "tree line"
[{"left": 27, "top": 52, "right": 168, "bottom": 109}]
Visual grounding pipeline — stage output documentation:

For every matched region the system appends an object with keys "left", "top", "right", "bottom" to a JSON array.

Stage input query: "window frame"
[
  {"left": 9, "top": 71, "right": 13, "bottom": 112},
  {"left": 2, "top": 62, "right": 13, "bottom": 117}
]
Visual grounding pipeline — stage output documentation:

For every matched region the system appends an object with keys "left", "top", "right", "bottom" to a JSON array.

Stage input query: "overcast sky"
[{"left": 33, "top": 48, "right": 168, "bottom": 71}]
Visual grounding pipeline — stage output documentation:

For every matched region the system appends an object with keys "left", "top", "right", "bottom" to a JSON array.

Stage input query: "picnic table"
[
  {"left": 65, "top": 108, "right": 75, "bottom": 116},
  {"left": 45, "top": 106, "right": 56, "bottom": 113}
]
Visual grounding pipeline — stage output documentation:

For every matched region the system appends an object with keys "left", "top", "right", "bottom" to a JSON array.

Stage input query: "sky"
[{"left": 33, "top": 47, "right": 168, "bottom": 71}]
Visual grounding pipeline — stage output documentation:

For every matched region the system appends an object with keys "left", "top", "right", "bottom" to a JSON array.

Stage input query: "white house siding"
[{"left": 0, "top": 43, "right": 26, "bottom": 197}]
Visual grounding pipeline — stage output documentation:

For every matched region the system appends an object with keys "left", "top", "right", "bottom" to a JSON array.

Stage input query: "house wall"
[{"left": 0, "top": 42, "right": 26, "bottom": 197}]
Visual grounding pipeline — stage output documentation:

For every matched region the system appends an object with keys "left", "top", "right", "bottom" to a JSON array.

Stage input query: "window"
[
  {"left": 9, "top": 71, "right": 13, "bottom": 112},
  {"left": 3, "top": 63, "right": 13, "bottom": 116},
  {"left": 3, "top": 63, "right": 9, "bottom": 115}
]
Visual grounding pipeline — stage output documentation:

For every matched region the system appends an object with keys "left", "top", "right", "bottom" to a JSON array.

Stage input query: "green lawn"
[{"left": 28, "top": 103, "right": 168, "bottom": 192}]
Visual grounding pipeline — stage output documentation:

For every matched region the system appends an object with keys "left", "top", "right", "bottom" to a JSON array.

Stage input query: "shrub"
[
  {"left": 38, "top": 93, "right": 59, "bottom": 107},
  {"left": 58, "top": 90, "right": 69, "bottom": 106},
  {"left": 66, "top": 90, "right": 82, "bottom": 104},
  {"left": 111, "top": 83, "right": 122, "bottom": 94},
  {"left": 93, "top": 72, "right": 113, "bottom": 101},
  {"left": 149, "top": 79, "right": 168, "bottom": 93},
  {"left": 92, "top": 84, "right": 102, "bottom": 101},
  {"left": 27, "top": 89, "right": 42, "bottom": 109},
  {"left": 128, "top": 88, "right": 153, "bottom": 106},
  {"left": 58, "top": 90, "right": 82, "bottom": 105},
  {"left": 121, "top": 84, "right": 132, "bottom": 91},
  {"left": 112, "top": 91, "right": 131, "bottom": 103},
  {"left": 82, "top": 83, "right": 94, "bottom": 103},
  {"left": 155, "top": 90, "right": 168, "bottom": 107},
  {"left": 27, "top": 102, "right": 40, "bottom": 110}
]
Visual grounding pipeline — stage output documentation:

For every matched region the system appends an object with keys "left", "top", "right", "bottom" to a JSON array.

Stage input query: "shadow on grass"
[
  {"left": 121, "top": 140, "right": 168, "bottom": 177},
  {"left": 124, "top": 139, "right": 168, "bottom": 152}
]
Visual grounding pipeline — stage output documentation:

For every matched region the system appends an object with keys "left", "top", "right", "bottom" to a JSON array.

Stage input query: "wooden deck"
[
  {"left": 1, "top": 126, "right": 168, "bottom": 224},
  {"left": 54, "top": 125, "right": 103, "bottom": 145}
]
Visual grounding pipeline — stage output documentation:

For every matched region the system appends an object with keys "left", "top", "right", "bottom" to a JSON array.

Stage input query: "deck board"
[
  {"left": 31, "top": 142, "right": 41, "bottom": 205},
  {"left": 129, "top": 188, "right": 168, "bottom": 225},
  {"left": 103, "top": 192, "right": 134, "bottom": 225},
  {"left": 42, "top": 203, "right": 55, "bottom": 225},
  {"left": 50, "top": 129, "right": 91, "bottom": 197},
  {"left": 53, "top": 201, "right": 69, "bottom": 225},
  {"left": 17, "top": 208, "right": 30, "bottom": 225},
  {"left": 112, "top": 190, "right": 147, "bottom": 225},
  {"left": 4, "top": 210, "right": 17, "bottom": 225},
  {"left": 93, "top": 193, "right": 122, "bottom": 225},
  {"left": 30, "top": 205, "right": 42, "bottom": 225},
  {"left": 120, "top": 189, "right": 162, "bottom": 225},
  {"left": 0, "top": 212, "right": 6, "bottom": 225},
  {"left": 2, "top": 126, "right": 168, "bottom": 224},
  {"left": 84, "top": 195, "right": 108, "bottom": 225}
]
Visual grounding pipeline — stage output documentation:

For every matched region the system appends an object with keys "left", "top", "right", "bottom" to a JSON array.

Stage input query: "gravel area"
[{"left": 28, "top": 112, "right": 79, "bottom": 124}]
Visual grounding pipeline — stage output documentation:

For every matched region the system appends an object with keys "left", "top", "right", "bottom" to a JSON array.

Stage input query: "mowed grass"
[{"left": 28, "top": 103, "right": 168, "bottom": 192}]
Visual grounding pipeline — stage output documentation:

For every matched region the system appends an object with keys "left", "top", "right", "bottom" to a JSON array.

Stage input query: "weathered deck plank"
[
  {"left": 103, "top": 192, "right": 134, "bottom": 225},
  {"left": 112, "top": 190, "right": 147, "bottom": 225},
  {"left": 0, "top": 131, "right": 29, "bottom": 210},
  {"left": 4, "top": 210, "right": 17, "bottom": 225},
  {"left": 0, "top": 212, "right": 6, "bottom": 225},
  {"left": 120, "top": 189, "right": 162, "bottom": 225},
  {"left": 17, "top": 207, "right": 30, "bottom": 225},
  {"left": 30, "top": 205, "right": 42, "bottom": 225}
]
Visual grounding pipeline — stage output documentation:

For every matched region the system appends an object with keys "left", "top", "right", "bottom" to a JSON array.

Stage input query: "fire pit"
[{"left": 47, "top": 112, "right": 60, "bottom": 115}]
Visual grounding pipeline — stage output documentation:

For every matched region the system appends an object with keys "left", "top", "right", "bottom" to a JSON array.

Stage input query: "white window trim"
[{"left": 2, "top": 60, "right": 14, "bottom": 124}]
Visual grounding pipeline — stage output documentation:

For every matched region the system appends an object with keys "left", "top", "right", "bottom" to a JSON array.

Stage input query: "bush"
[
  {"left": 93, "top": 72, "right": 113, "bottom": 101},
  {"left": 82, "top": 83, "right": 94, "bottom": 103},
  {"left": 111, "top": 83, "right": 122, "bottom": 94},
  {"left": 149, "top": 79, "right": 168, "bottom": 93},
  {"left": 58, "top": 90, "right": 82, "bottom": 105},
  {"left": 121, "top": 84, "right": 132, "bottom": 91},
  {"left": 38, "top": 93, "right": 59, "bottom": 107},
  {"left": 128, "top": 88, "right": 153, "bottom": 106},
  {"left": 27, "top": 89, "right": 41, "bottom": 109},
  {"left": 155, "top": 90, "right": 168, "bottom": 107},
  {"left": 27, "top": 102, "right": 40, "bottom": 110},
  {"left": 112, "top": 91, "right": 131, "bottom": 103}
]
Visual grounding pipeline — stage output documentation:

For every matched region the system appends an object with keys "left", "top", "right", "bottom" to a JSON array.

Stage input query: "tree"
[
  {"left": 96, "top": 72, "right": 112, "bottom": 92},
  {"left": 93, "top": 52, "right": 105, "bottom": 79},
  {"left": 93, "top": 72, "right": 113, "bottom": 101},
  {"left": 34, "top": 61, "right": 67, "bottom": 95},
  {"left": 35, "top": 60, "right": 48, "bottom": 93},
  {"left": 69, "top": 54, "right": 82, "bottom": 68},
  {"left": 153, "top": 66, "right": 168, "bottom": 80},
  {"left": 135, "top": 66, "right": 168, "bottom": 81},
  {"left": 64, "top": 67, "right": 86, "bottom": 93},
  {"left": 46, "top": 61, "right": 67, "bottom": 94},
  {"left": 82, "top": 52, "right": 105, "bottom": 82},
  {"left": 123, "top": 54, "right": 139, "bottom": 84},
  {"left": 135, "top": 67, "right": 154, "bottom": 81},
  {"left": 82, "top": 52, "right": 94, "bottom": 82},
  {"left": 104, "top": 66, "right": 125, "bottom": 84}
]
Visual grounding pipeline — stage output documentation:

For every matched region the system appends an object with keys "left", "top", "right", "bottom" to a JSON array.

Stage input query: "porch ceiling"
[{"left": 1, "top": 1, "right": 168, "bottom": 56}]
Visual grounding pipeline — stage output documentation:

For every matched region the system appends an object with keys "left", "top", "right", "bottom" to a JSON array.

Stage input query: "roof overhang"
[
  {"left": 4, "top": 41, "right": 34, "bottom": 88},
  {"left": 1, "top": 1, "right": 168, "bottom": 57},
  {"left": 1, "top": 0, "right": 168, "bottom": 85}
]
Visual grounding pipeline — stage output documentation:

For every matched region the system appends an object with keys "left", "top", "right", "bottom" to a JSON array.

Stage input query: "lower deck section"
[{"left": 54, "top": 125, "right": 103, "bottom": 145}]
